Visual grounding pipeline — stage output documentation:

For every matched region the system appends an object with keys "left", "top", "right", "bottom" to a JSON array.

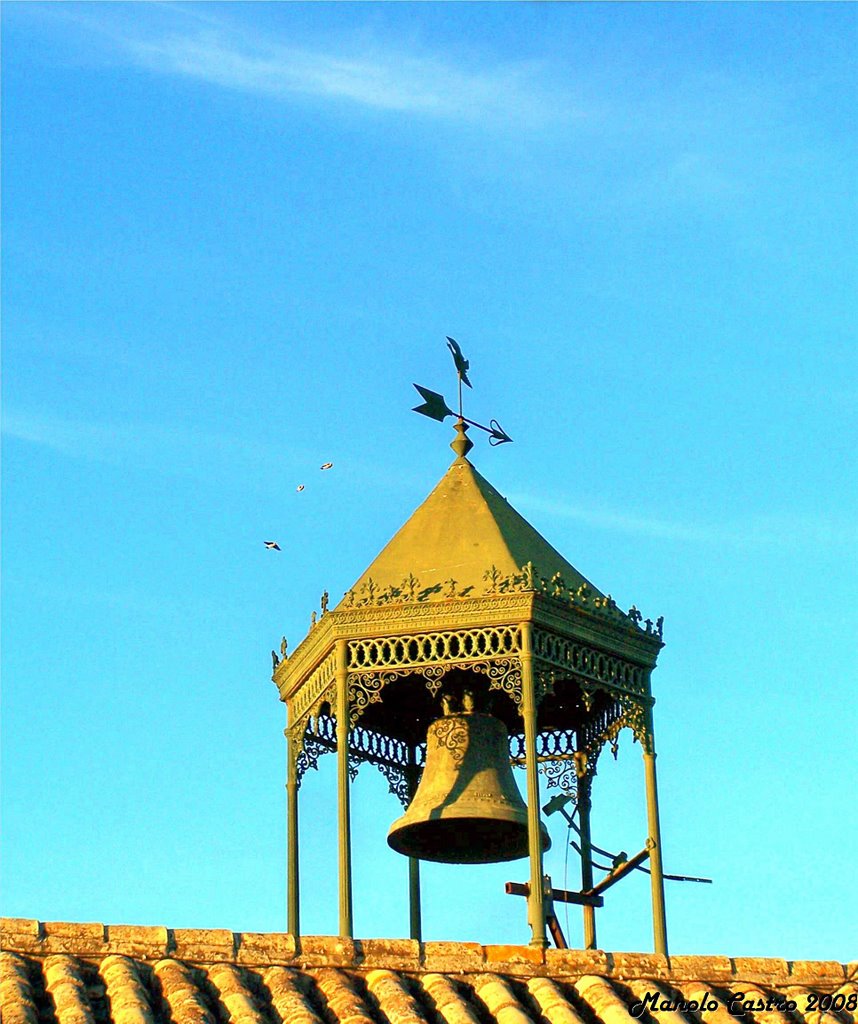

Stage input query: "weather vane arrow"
[
  {"left": 412, "top": 385, "right": 454, "bottom": 423},
  {"left": 412, "top": 337, "right": 513, "bottom": 446}
]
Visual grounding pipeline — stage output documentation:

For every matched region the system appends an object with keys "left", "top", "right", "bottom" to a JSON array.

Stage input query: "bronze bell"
[{"left": 388, "top": 711, "right": 551, "bottom": 864}]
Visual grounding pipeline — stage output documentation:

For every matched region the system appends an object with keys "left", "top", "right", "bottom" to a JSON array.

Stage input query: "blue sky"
[{"left": 2, "top": 2, "right": 856, "bottom": 959}]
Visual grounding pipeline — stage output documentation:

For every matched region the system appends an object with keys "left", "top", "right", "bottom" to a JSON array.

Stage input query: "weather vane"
[{"left": 412, "top": 336, "right": 512, "bottom": 445}]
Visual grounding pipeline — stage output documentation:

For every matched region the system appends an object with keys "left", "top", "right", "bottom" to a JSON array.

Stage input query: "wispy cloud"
[
  {"left": 140, "top": 32, "right": 557, "bottom": 124},
  {"left": 508, "top": 491, "right": 858, "bottom": 553},
  {"left": 58, "top": 6, "right": 571, "bottom": 129},
  {"left": 2, "top": 408, "right": 281, "bottom": 482},
  {"left": 9, "top": 411, "right": 853, "bottom": 553},
  {"left": 1, "top": 407, "right": 417, "bottom": 498}
]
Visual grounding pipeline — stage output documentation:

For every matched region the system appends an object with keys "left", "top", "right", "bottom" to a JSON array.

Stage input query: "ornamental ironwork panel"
[
  {"left": 290, "top": 652, "right": 337, "bottom": 726},
  {"left": 577, "top": 692, "right": 650, "bottom": 758},
  {"left": 293, "top": 701, "right": 648, "bottom": 804},
  {"left": 471, "top": 657, "right": 523, "bottom": 707},
  {"left": 345, "top": 625, "right": 524, "bottom": 724},
  {"left": 509, "top": 729, "right": 584, "bottom": 793},
  {"left": 347, "top": 625, "right": 521, "bottom": 672},
  {"left": 533, "top": 627, "right": 648, "bottom": 696},
  {"left": 293, "top": 712, "right": 424, "bottom": 806}
]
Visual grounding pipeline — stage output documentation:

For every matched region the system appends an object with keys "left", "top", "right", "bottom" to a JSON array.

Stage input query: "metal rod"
[
  {"left": 577, "top": 774, "right": 598, "bottom": 949},
  {"left": 335, "top": 639, "right": 353, "bottom": 938},
  {"left": 505, "top": 881, "right": 603, "bottom": 908},
  {"left": 643, "top": 714, "right": 668, "bottom": 955},
  {"left": 286, "top": 716, "right": 300, "bottom": 937},
  {"left": 586, "top": 847, "right": 651, "bottom": 897},
  {"left": 408, "top": 858, "right": 422, "bottom": 941},
  {"left": 520, "top": 622, "right": 547, "bottom": 948},
  {"left": 547, "top": 915, "right": 568, "bottom": 949},
  {"left": 569, "top": 831, "right": 711, "bottom": 885}
]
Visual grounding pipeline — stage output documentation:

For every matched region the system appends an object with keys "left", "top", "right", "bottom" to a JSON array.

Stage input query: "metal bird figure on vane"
[
  {"left": 446, "top": 336, "right": 472, "bottom": 389},
  {"left": 412, "top": 336, "right": 512, "bottom": 446}
]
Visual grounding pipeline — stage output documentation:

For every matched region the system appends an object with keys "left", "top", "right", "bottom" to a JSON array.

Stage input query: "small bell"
[{"left": 388, "top": 710, "right": 551, "bottom": 864}]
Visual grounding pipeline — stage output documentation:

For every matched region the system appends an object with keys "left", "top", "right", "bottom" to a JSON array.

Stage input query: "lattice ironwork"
[
  {"left": 509, "top": 729, "right": 584, "bottom": 793},
  {"left": 292, "top": 642, "right": 650, "bottom": 797},
  {"left": 577, "top": 693, "right": 648, "bottom": 760},
  {"left": 346, "top": 665, "right": 449, "bottom": 726},
  {"left": 470, "top": 657, "right": 523, "bottom": 707},
  {"left": 293, "top": 712, "right": 336, "bottom": 784},
  {"left": 375, "top": 762, "right": 413, "bottom": 806},
  {"left": 293, "top": 712, "right": 425, "bottom": 805},
  {"left": 345, "top": 626, "right": 523, "bottom": 725},
  {"left": 349, "top": 724, "right": 408, "bottom": 765},
  {"left": 347, "top": 625, "right": 521, "bottom": 672},
  {"left": 347, "top": 671, "right": 389, "bottom": 726},
  {"left": 533, "top": 628, "right": 648, "bottom": 696},
  {"left": 290, "top": 652, "right": 337, "bottom": 726}
]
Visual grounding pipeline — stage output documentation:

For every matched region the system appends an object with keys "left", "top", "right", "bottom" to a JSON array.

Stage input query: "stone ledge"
[
  {"left": 665, "top": 955, "right": 734, "bottom": 983},
  {"left": 169, "top": 928, "right": 237, "bottom": 962},
  {"left": 730, "top": 957, "right": 791, "bottom": 983},
  {"left": 0, "top": 919, "right": 851, "bottom": 988},
  {"left": 787, "top": 961, "right": 847, "bottom": 984},
  {"left": 360, "top": 938, "right": 422, "bottom": 970},
  {"left": 484, "top": 944, "right": 545, "bottom": 970},
  {"left": 234, "top": 932, "right": 298, "bottom": 965},
  {"left": 297, "top": 935, "right": 361, "bottom": 967},
  {"left": 422, "top": 941, "right": 486, "bottom": 972},
  {"left": 545, "top": 948, "right": 611, "bottom": 976},
  {"left": 609, "top": 953, "right": 672, "bottom": 980}
]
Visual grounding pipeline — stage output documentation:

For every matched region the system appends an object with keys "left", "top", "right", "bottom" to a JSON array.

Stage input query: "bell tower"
[{"left": 272, "top": 405, "right": 667, "bottom": 951}]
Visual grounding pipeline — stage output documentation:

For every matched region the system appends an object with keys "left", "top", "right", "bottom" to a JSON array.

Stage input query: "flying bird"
[
  {"left": 296, "top": 484, "right": 305, "bottom": 492},
  {"left": 320, "top": 462, "right": 333, "bottom": 470},
  {"left": 446, "top": 336, "right": 472, "bottom": 388},
  {"left": 264, "top": 541, "right": 281, "bottom": 551}
]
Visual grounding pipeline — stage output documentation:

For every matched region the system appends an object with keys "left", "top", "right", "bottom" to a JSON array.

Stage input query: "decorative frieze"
[
  {"left": 335, "top": 562, "right": 662, "bottom": 638},
  {"left": 290, "top": 653, "right": 337, "bottom": 726}
]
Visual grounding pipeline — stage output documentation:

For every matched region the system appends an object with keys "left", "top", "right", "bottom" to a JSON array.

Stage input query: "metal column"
[
  {"left": 407, "top": 750, "right": 422, "bottom": 942},
  {"left": 286, "top": 715, "right": 300, "bottom": 936},
  {"left": 643, "top": 709, "right": 668, "bottom": 955},
  {"left": 335, "top": 639, "right": 353, "bottom": 937},
  {"left": 520, "top": 621, "right": 547, "bottom": 948},
  {"left": 577, "top": 773, "right": 597, "bottom": 949}
]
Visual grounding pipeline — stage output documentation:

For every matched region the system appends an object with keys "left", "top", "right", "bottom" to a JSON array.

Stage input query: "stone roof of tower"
[
  {"left": 343, "top": 454, "right": 605, "bottom": 609},
  {"left": 2, "top": 919, "right": 854, "bottom": 1024}
]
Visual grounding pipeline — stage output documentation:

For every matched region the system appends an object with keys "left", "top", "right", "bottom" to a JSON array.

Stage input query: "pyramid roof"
[{"left": 344, "top": 452, "right": 605, "bottom": 606}]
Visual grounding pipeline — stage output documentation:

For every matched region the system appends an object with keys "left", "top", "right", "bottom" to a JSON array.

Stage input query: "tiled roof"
[{"left": 2, "top": 921, "right": 855, "bottom": 1024}]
